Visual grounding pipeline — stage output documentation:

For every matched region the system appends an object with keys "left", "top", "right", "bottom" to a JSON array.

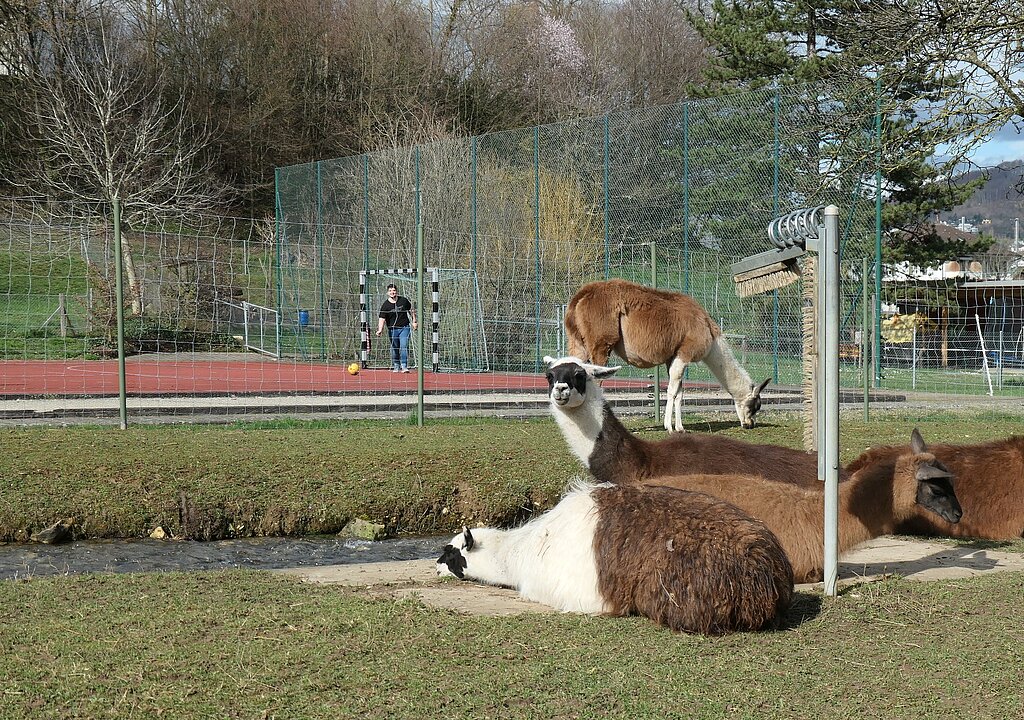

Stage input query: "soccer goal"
[{"left": 359, "top": 267, "right": 489, "bottom": 372}]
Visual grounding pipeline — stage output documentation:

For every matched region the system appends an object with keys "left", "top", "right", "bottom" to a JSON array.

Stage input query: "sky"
[{"left": 970, "top": 122, "right": 1024, "bottom": 166}]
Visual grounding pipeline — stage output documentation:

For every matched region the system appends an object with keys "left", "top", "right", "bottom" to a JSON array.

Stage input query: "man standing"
[{"left": 376, "top": 283, "right": 418, "bottom": 372}]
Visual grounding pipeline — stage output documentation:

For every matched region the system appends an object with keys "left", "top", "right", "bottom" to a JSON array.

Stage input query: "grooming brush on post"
[
  {"left": 731, "top": 207, "right": 825, "bottom": 298},
  {"left": 731, "top": 207, "right": 826, "bottom": 450}
]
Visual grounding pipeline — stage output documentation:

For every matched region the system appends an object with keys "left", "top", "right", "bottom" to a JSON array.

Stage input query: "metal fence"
[{"left": 2, "top": 85, "right": 1023, "bottom": 425}]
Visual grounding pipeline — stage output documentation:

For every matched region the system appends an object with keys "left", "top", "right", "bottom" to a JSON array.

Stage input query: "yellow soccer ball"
[{"left": 347, "top": 362, "right": 360, "bottom": 375}]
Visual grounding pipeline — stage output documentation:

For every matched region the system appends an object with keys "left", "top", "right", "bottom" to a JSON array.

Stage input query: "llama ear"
[
  {"left": 910, "top": 428, "right": 927, "bottom": 454},
  {"left": 916, "top": 460, "right": 953, "bottom": 481},
  {"left": 591, "top": 365, "right": 621, "bottom": 379},
  {"left": 753, "top": 377, "right": 771, "bottom": 395},
  {"left": 462, "top": 526, "right": 475, "bottom": 551},
  {"left": 543, "top": 355, "right": 556, "bottom": 366}
]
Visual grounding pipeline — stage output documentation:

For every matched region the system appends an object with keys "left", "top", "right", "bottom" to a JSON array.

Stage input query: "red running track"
[{"left": 0, "top": 359, "right": 660, "bottom": 396}]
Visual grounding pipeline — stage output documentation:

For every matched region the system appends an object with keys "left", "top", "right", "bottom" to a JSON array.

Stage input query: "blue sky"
[{"left": 971, "top": 123, "right": 1024, "bottom": 166}]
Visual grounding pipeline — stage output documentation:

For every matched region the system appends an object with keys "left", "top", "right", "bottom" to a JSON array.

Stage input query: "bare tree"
[
  {"left": 832, "top": 0, "right": 1023, "bottom": 169},
  {"left": 24, "top": 0, "right": 224, "bottom": 314}
]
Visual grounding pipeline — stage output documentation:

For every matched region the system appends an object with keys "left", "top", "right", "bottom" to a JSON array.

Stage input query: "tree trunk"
[{"left": 119, "top": 234, "right": 145, "bottom": 316}]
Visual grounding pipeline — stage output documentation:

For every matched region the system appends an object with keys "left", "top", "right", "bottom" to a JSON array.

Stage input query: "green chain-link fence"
[{"left": 275, "top": 85, "right": 879, "bottom": 381}]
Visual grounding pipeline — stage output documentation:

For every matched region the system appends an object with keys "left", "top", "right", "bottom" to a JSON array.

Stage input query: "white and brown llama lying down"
[
  {"left": 544, "top": 355, "right": 823, "bottom": 485},
  {"left": 436, "top": 481, "right": 793, "bottom": 635},
  {"left": 563, "top": 278, "right": 770, "bottom": 432},
  {"left": 846, "top": 435, "right": 1024, "bottom": 540}
]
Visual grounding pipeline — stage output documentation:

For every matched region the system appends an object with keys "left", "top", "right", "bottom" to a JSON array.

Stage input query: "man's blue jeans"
[{"left": 389, "top": 326, "right": 410, "bottom": 369}]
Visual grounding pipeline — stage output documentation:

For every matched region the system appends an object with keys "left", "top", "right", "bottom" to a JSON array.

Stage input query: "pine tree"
[{"left": 689, "top": 0, "right": 989, "bottom": 265}]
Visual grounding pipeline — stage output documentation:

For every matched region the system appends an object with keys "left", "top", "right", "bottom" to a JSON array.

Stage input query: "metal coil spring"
[{"left": 767, "top": 206, "right": 825, "bottom": 250}]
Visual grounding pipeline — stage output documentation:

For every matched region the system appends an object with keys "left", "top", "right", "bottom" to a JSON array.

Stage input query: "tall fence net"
[{"left": 2, "top": 85, "right": 1022, "bottom": 424}]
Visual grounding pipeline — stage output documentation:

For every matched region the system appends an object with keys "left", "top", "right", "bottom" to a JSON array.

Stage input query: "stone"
[
  {"left": 31, "top": 520, "right": 73, "bottom": 545},
  {"left": 338, "top": 518, "right": 388, "bottom": 541},
  {"left": 149, "top": 526, "right": 169, "bottom": 540}
]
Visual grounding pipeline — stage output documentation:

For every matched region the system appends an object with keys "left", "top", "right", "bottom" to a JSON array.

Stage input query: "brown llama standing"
[{"left": 564, "top": 278, "right": 769, "bottom": 432}]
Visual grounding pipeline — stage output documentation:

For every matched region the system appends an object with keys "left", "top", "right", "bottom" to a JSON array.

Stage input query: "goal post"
[
  {"left": 360, "top": 267, "right": 440, "bottom": 371},
  {"left": 359, "top": 267, "right": 490, "bottom": 372}
]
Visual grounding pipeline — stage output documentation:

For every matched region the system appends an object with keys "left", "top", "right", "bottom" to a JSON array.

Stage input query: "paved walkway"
[{"left": 276, "top": 536, "right": 1024, "bottom": 616}]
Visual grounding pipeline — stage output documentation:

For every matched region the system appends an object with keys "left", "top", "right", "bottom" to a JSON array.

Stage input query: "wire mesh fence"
[{"left": 2, "top": 85, "right": 1022, "bottom": 424}]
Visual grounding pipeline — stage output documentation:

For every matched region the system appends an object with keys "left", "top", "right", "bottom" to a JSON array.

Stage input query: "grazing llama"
[
  {"left": 564, "top": 278, "right": 769, "bottom": 432},
  {"left": 437, "top": 481, "right": 793, "bottom": 635}
]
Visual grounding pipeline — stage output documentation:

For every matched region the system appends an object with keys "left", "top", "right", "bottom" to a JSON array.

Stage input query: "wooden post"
[
  {"left": 941, "top": 305, "right": 949, "bottom": 367},
  {"left": 58, "top": 293, "right": 68, "bottom": 338}
]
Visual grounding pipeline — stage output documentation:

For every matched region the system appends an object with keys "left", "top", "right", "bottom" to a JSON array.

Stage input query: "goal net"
[{"left": 360, "top": 267, "right": 489, "bottom": 372}]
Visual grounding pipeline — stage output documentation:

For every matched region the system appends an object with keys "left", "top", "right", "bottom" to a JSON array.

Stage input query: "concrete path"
[{"left": 276, "top": 536, "right": 1024, "bottom": 617}]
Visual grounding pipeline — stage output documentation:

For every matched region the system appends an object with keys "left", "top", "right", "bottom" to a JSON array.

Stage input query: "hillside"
[{"left": 939, "top": 162, "right": 1024, "bottom": 243}]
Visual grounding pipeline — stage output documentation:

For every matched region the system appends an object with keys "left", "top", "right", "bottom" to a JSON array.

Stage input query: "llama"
[
  {"left": 563, "top": 278, "right": 770, "bottom": 432},
  {"left": 437, "top": 481, "right": 793, "bottom": 635},
  {"left": 545, "top": 356, "right": 976, "bottom": 559},
  {"left": 544, "top": 355, "right": 824, "bottom": 485},
  {"left": 846, "top": 435, "right": 1024, "bottom": 540},
  {"left": 638, "top": 429, "right": 962, "bottom": 583}
]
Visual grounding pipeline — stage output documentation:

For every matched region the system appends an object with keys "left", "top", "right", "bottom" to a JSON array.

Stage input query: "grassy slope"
[
  {"left": 2, "top": 409, "right": 1024, "bottom": 542},
  {"left": 0, "top": 570, "right": 1021, "bottom": 719}
]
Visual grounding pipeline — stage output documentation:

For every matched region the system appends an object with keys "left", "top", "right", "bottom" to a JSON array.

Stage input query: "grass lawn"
[
  {"left": 0, "top": 569, "right": 1020, "bottom": 719},
  {"left": 2, "top": 409, "right": 1024, "bottom": 542},
  {"left": 0, "top": 410, "right": 1023, "bottom": 718}
]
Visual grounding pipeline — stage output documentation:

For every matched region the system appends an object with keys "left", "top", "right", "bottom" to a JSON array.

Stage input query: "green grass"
[
  {"left": 0, "top": 570, "right": 1020, "bottom": 719},
  {"left": 2, "top": 410, "right": 1024, "bottom": 545},
  {"left": 1, "top": 411, "right": 1023, "bottom": 718}
]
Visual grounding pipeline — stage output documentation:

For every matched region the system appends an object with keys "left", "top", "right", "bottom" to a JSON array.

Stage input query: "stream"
[{"left": 0, "top": 535, "right": 448, "bottom": 581}]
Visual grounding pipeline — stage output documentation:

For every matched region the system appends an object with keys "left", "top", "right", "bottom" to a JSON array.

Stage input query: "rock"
[
  {"left": 338, "top": 518, "right": 388, "bottom": 541},
  {"left": 31, "top": 520, "right": 73, "bottom": 545},
  {"left": 149, "top": 526, "right": 169, "bottom": 540}
]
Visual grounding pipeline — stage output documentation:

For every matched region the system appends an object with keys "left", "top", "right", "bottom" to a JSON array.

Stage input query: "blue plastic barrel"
[{"left": 298, "top": 310, "right": 310, "bottom": 327}]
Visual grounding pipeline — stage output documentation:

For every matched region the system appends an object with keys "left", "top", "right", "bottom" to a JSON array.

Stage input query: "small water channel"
[{"left": 0, "top": 535, "right": 448, "bottom": 581}]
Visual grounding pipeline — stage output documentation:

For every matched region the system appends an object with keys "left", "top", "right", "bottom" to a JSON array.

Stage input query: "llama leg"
[{"left": 664, "top": 358, "right": 687, "bottom": 432}]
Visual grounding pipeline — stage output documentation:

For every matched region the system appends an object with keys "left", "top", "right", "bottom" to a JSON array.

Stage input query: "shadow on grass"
[{"left": 779, "top": 591, "right": 824, "bottom": 629}]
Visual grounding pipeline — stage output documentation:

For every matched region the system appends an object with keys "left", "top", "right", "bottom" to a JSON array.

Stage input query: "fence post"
[
  {"left": 682, "top": 103, "right": 690, "bottom": 294},
  {"left": 471, "top": 137, "right": 478, "bottom": 275},
  {"left": 316, "top": 160, "right": 327, "bottom": 361},
  {"left": 603, "top": 115, "right": 610, "bottom": 279},
  {"left": 651, "top": 240, "right": 661, "bottom": 427},
  {"left": 417, "top": 218, "right": 425, "bottom": 427},
  {"left": 772, "top": 90, "right": 781, "bottom": 383},
  {"left": 112, "top": 197, "right": 128, "bottom": 430},
  {"left": 874, "top": 77, "right": 883, "bottom": 387},
  {"left": 823, "top": 205, "right": 841, "bottom": 598},
  {"left": 534, "top": 126, "right": 542, "bottom": 372},
  {"left": 363, "top": 155, "right": 370, "bottom": 273},
  {"left": 862, "top": 257, "right": 870, "bottom": 420}
]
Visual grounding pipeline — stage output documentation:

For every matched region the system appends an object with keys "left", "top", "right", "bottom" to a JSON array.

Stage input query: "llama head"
[
  {"left": 543, "top": 356, "right": 621, "bottom": 409},
  {"left": 436, "top": 527, "right": 475, "bottom": 579},
  {"left": 736, "top": 377, "right": 771, "bottom": 429},
  {"left": 905, "top": 428, "right": 963, "bottom": 524}
]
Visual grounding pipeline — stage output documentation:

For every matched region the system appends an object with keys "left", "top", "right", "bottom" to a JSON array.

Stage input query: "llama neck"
[
  {"left": 587, "top": 404, "right": 649, "bottom": 483},
  {"left": 552, "top": 390, "right": 608, "bottom": 468},
  {"left": 836, "top": 466, "right": 900, "bottom": 548},
  {"left": 702, "top": 336, "right": 753, "bottom": 401}
]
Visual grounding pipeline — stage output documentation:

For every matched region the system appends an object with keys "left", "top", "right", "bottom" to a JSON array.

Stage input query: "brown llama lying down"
[
  {"left": 846, "top": 435, "right": 1024, "bottom": 539},
  {"left": 544, "top": 355, "right": 833, "bottom": 485},
  {"left": 436, "top": 481, "right": 793, "bottom": 635},
  {"left": 639, "top": 429, "right": 963, "bottom": 583},
  {"left": 564, "top": 278, "right": 770, "bottom": 432}
]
